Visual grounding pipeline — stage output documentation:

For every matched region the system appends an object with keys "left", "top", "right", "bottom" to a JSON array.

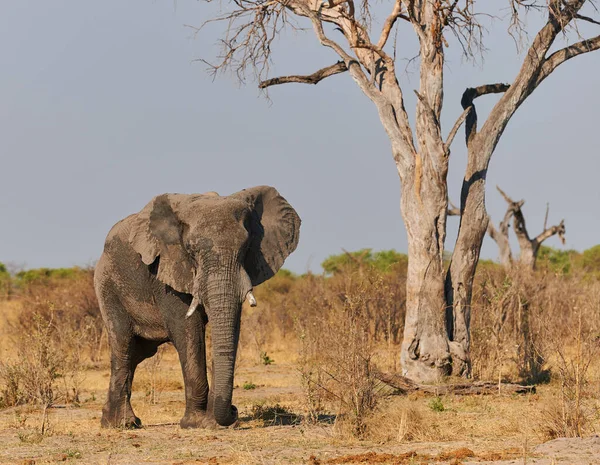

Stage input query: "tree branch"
[
  {"left": 494, "top": 185, "right": 565, "bottom": 268},
  {"left": 476, "top": 0, "right": 590, "bottom": 149},
  {"left": 575, "top": 13, "right": 600, "bottom": 27},
  {"left": 534, "top": 219, "right": 566, "bottom": 246},
  {"left": 487, "top": 186, "right": 519, "bottom": 268},
  {"left": 536, "top": 35, "right": 600, "bottom": 86},
  {"left": 447, "top": 199, "right": 460, "bottom": 216},
  {"left": 460, "top": 84, "right": 510, "bottom": 144},
  {"left": 377, "top": 0, "right": 408, "bottom": 49},
  {"left": 495, "top": 186, "right": 520, "bottom": 236},
  {"left": 444, "top": 105, "right": 472, "bottom": 154},
  {"left": 301, "top": 9, "right": 384, "bottom": 104},
  {"left": 258, "top": 61, "right": 348, "bottom": 88}
]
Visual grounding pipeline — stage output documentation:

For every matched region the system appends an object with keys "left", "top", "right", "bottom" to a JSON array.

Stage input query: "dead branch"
[
  {"left": 376, "top": 371, "right": 536, "bottom": 396},
  {"left": 493, "top": 186, "right": 566, "bottom": 269},
  {"left": 575, "top": 13, "right": 600, "bottom": 26},
  {"left": 448, "top": 199, "right": 461, "bottom": 216},
  {"left": 487, "top": 186, "right": 519, "bottom": 268},
  {"left": 461, "top": 84, "right": 510, "bottom": 144},
  {"left": 535, "top": 219, "right": 566, "bottom": 245},
  {"left": 258, "top": 61, "right": 348, "bottom": 88},
  {"left": 444, "top": 105, "right": 472, "bottom": 154},
  {"left": 536, "top": 35, "right": 600, "bottom": 86},
  {"left": 377, "top": 0, "right": 409, "bottom": 49}
]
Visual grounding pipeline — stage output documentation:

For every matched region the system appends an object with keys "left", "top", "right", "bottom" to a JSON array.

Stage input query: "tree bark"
[
  {"left": 444, "top": 141, "right": 490, "bottom": 377},
  {"left": 396, "top": 3, "right": 455, "bottom": 381},
  {"left": 399, "top": 163, "right": 452, "bottom": 382}
]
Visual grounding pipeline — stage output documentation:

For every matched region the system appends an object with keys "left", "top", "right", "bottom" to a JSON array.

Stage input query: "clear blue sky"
[{"left": 1, "top": 1, "right": 599, "bottom": 273}]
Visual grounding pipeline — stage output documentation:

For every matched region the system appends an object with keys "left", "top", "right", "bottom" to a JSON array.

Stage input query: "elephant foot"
[
  {"left": 180, "top": 411, "right": 218, "bottom": 429},
  {"left": 213, "top": 405, "right": 239, "bottom": 428},
  {"left": 101, "top": 406, "right": 142, "bottom": 429}
]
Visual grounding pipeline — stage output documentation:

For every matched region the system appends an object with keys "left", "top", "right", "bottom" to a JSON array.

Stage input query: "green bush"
[
  {"left": 537, "top": 246, "right": 579, "bottom": 274},
  {"left": 15, "top": 267, "right": 83, "bottom": 286},
  {"left": 0, "top": 262, "right": 11, "bottom": 298},
  {"left": 580, "top": 245, "right": 600, "bottom": 275},
  {"left": 428, "top": 397, "right": 445, "bottom": 412},
  {"left": 322, "top": 249, "right": 407, "bottom": 275}
]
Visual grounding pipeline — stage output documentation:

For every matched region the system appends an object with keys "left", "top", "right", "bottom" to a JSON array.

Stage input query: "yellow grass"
[
  {"left": 2, "top": 350, "right": 599, "bottom": 464},
  {"left": 3, "top": 267, "right": 600, "bottom": 464}
]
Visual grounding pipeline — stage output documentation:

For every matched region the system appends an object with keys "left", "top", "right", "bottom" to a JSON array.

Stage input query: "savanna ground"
[{"left": 2, "top": 249, "right": 600, "bottom": 464}]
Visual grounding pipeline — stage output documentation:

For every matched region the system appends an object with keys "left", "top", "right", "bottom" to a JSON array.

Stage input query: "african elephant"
[{"left": 94, "top": 186, "right": 300, "bottom": 428}]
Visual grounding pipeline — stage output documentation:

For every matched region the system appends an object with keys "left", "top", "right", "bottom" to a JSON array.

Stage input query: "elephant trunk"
[{"left": 207, "top": 295, "right": 241, "bottom": 427}]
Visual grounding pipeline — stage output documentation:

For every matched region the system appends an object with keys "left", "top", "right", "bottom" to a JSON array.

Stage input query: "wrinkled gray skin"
[{"left": 94, "top": 186, "right": 300, "bottom": 428}]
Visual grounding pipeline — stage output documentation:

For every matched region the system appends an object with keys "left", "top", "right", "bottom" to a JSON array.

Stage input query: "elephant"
[{"left": 94, "top": 186, "right": 300, "bottom": 428}]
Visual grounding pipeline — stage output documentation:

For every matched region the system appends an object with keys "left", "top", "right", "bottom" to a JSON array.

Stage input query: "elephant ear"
[
  {"left": 232, "top": 186, "right": 301, "bottom": 286},
  {"left": 129, "top": 194, "right": 196, "bottom": 294}
]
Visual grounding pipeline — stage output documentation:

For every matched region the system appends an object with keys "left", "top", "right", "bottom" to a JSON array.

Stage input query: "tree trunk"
[
  {"left": 399, "top": 157, "right": 452, "bottom": 382},
  {"left": 493, "top": 228, "right": 513, "bottom": 268},
  {"left": 444, "top": 142, "right": 490, "bottom": 377},
  {"left": 518, "top": 244, "right": 537, "bottom": 269}
]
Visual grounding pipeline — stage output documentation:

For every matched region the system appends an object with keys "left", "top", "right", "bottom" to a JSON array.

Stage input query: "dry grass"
[
  {"left": 0, "top": 354, "right": 598, "bottom": 464},
  {"left": 2, "top": 264, "right": 600, "bottom": 463}
]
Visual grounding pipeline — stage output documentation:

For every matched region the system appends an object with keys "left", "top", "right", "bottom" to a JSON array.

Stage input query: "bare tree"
[
  {"left": 488, "top": 186, "right": 566, "bottom": 269},
  {"left": 196, "top": 0, "right": 600, "bottom": 381}
]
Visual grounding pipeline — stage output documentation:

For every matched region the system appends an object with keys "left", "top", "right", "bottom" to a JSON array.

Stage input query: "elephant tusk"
[
  {"left": 186, "top": 296, "right": 200, "bottom": 318},
  {"left": 246, "top": 291, "right": 257, "bottom": 307}
]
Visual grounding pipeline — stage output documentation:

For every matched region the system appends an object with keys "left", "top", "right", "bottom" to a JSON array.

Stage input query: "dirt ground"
[{"left": 1, "top": 345, "right": 600, "bottom": 465}]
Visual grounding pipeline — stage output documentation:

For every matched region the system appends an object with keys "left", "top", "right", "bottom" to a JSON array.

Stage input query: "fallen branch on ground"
[{"left": 376, "top": 372, "right": 536, "bottom": 396}]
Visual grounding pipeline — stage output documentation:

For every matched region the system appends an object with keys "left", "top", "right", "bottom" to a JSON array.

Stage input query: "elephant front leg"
[
  {"left": 174, "top": 316, "right": 215, "bottom": 429},
  {"left": 102, "top": 351, "right": 141, "bottom": 429}
]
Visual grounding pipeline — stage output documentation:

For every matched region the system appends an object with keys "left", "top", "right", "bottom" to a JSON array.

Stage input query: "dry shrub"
[
  {"left": 539, "top": 311, "right": 600, "bottom": 440},
  {"left": 0, "top": 313, "right": 83, "bottom": 408},
  {"left": 470, "top": 266, "right": 600, "bottom": 383},
  {"left": 244, "top": 267, "right": 406, "bottom": 369},
  {"left": 12, "top": 269, "right": 105, "bottom": 364},
  {"left": 295, "top": 270, "right": 397, "bottom": 437},
  {"left": 0, "top": 269, "right": 103, "bottom": 408},
  {"left": 365, "top": 401, "right": 427, "bottom": 442}
]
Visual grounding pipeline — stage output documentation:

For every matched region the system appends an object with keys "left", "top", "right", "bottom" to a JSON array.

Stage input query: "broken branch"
[
  {"left": 461, "top": 83, "right": 510, "bottom": 144},
  {"left": 376, "top": 372, "right": 536, "bottom": 396},
  {"left": 444, "top": 105, "right": 472, "bottom": 154},
  {"left": 258, "top": 61, "right": 348, "bottom": 88}
]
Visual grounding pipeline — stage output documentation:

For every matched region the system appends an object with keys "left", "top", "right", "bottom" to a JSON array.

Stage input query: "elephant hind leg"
[{"left": 102, "top": 336, "right": 160, "bottom": 428}]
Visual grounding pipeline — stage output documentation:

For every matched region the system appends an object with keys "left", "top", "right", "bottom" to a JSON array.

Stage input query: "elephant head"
[{"left": 128, "top": 186, "right": 300, "bottom": 425}]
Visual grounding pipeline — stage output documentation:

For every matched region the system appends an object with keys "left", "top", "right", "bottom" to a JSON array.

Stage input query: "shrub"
[
  {"left": 0, "top": 312, "right": 82, "bottom": 408},
  {"left": 260, "top": 352, "right": 274, "bottom": 365},
  {"left": 0, "top": 262, "right": 11, "bottom": 299},
  {"left": 579, "top": 245, "right": 600, "bottom": 275},
  {"left": 540, "top": 312, "right": 600, "bottom": 439},
  {"left": 322, "top": 249, "right": 407, "bottom": 276},
  {"left": 295, "top": 271, "right": 383, "bottom": 437},
  {"left": 428, "top": 397, "right": 445, "bottom": 412},
  {"left": 12, "top": 268, "right": 105, "bottom": 363}
]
